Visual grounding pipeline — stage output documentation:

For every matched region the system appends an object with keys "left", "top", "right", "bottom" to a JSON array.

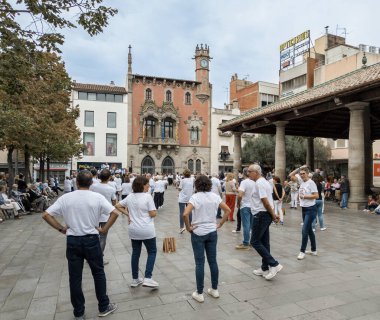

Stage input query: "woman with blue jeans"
[
  {"left": 289, "top": 166, "right": 319, "bottom": 260},
  {"left": 183, "top": 175, "right": 230, "bottom": 303},
  {"left": 116, "top": 176, "right": 159, "bottom": 288},
  {"left": 311, "top": 174, "right": 326, "bottom": 231}
]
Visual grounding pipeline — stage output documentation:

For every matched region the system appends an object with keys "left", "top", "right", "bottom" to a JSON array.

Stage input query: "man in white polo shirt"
[
  {"left": 42, "top": 170, "right": 119, "bottom": 319},
  {"left": 248, "top": 164, "right": 283, "bottom": 281}
]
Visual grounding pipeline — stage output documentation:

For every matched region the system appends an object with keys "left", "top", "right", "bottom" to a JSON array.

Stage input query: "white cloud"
[{"left": 58, "top": 0, "right": 380, "bottom": 107}]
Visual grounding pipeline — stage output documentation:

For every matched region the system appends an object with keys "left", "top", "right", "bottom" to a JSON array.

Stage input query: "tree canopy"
[{"left": 242, "top": 134, "right": 331, "bottom": 172}]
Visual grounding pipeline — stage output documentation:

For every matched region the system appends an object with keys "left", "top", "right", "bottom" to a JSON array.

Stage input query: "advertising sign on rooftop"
[{"left": 280, "top": 30, "right": 310, "bottom": 71}]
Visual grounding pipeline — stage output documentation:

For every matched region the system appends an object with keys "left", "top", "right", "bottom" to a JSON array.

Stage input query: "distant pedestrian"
[
  {"left": 177, "top": 169, "right": 194, "bottom": 233},
  {"left": 183, "top": 175, "right": 230, "bottom": 303},
  {"left": 64, "top": 176, "right": 72, "bottom": 193},
  {"left": 42, "top": 170, "right": 119, "bottom": 319}
]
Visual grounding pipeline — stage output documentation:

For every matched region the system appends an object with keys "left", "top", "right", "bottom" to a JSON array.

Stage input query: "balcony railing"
[{"left": 142, "top": 136, "right": 179, "bottom": 145}]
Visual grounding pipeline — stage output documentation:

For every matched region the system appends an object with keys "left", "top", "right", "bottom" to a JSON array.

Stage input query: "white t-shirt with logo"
[
  {"left": 119, "top": 193, "right": 156, "bottom": 240},
  {"left": 178, "top": 177, "right": 194, "bottom": 203},
  {"left": 46, "top": 190, "right": 115, "bottom": 236},
  {"left": 90, "top": 183, "right": 117, "bottom": 222},
  {"left": 238, "top": 178, "right": 255, "bottom": 208},
  {"left": 189, "top": 192, "right": 222, "bottom": 236},
  {"left": 296, "top": 174, "right": 318, "bottom": 207},
  {"left": 250, "top": 177, "right": 274, "bottom": 214}
]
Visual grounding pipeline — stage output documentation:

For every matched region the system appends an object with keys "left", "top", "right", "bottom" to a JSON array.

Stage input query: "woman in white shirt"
[
  {"left": 177, "top": 169, "right": 194, "bottom": 233},
  {"left": 116, "top": 176, "right": 158, "bottom": 288},
  {"left": 183, "top": 175, "right": 230, "bottom": 303},
  {"left": 289, "top": 166, "right": 319, "bottom": 260},
  {"left": 121, "top": 175, "right": 132, "bottom": 200}
]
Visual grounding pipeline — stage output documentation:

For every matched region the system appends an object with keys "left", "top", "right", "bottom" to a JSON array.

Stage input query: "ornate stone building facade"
[{"left": 127, "top": 45, "right": 212, "bottom": 174}]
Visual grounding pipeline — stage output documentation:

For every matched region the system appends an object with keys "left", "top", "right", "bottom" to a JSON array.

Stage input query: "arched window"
[
  {"left": 196, "top": 159, "right": 202, "bottom": 173},
  {"left": 190, "top": 126, "right": 199, "bottom": 142},
  {"left": 163, "top": 119, "right": 174, "bottom": 138},
  {"left": 145, "top": 118, "right": 156, "bottom": 137},
  {"left": 185, "top": 92, "right": 191, "bottom": 104},
  {"left": 145, "top": 88, "right": 152, "bottom": 100},
  {"left": 166, "top": 90, "right": 172, "bottom": 102},
  {"left": 161, "top": 156, "right": 175, "bottom": 174},
  {"left": 141, "top": 156, "right": 155, "bottom": 174},
  {"left": 188, "top": 159, "right": 194, "bottom": 172}
]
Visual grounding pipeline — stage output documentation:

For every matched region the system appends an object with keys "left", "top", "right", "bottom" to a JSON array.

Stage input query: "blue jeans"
[
  {"left": 312, "top": 200, "right": 324, "bottom": 229},
  {"left": 131, "top": 237, "right": 157, "bottom": 279},
  {"left": 98, "top": 222, "right": 108, "bottom": 253},
  {"left": 341, "top": 192, "right": 348, "bottom": 208},
  {"left": 250, "top": 211, "right": 279, "bottom": 271},
  {"left": 179, "top": 202, "right": 191, "bottom": 228},
  {"left": 240, "top": 207, "right": 253, "bottom": 245},
  {"left": 301, "top": 205, "right": 317, "bottom": 252},
  {"left": 191, "top": 231, "right": 218, "bottom": 294},
  {"left": 66, "top": 235, "right": 109, "bottom": 317}
]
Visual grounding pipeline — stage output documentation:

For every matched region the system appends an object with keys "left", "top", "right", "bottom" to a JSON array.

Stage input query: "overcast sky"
[{"left": 57, "top": 0, "right": 380, "bottom": 108}]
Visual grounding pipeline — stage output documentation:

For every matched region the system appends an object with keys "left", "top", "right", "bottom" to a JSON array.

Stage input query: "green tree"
[{"left": 242, "top": 134, "right": 331, "bottom": 173}]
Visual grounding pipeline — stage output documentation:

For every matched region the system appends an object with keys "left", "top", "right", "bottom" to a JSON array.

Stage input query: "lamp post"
[{"left": 219, "top": 150, "right": 230, "bottom": 173}]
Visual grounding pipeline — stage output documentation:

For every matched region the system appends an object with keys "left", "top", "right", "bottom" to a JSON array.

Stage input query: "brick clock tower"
[
  {"left": 194, "top": 44, "right": 211, "bottom": 103},
  {"left": 127, "top": 44, "right": 212, "bottom": 174}
]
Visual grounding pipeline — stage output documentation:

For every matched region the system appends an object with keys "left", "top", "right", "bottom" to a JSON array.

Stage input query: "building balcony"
[{"left": 142, "top": 136, "right": 179, "bottom": 146}]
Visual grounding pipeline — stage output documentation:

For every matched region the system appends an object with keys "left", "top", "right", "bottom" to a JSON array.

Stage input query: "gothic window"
[
  {"left": 141, "top": 156, "right": 155, "bottom": 174},
  {"left": 166, "top": 90, "right": 172, "bottom": 102},
  {"left": 195, "top": 159, "right": 201, "bottom": 173},
  {"left": 145, "top": 118, "right": 156, "bottom": 137},
  {"left": 145, "top": 88, "right": 152, "bottom": 100},
  {"left": 188, "top": 159, "right": 194, "bottom": 172},
  {"left": 163, "top": 119, "right": 174, "bottom": 138},
  {"left": 190, "top": 126, "right": 199, "bottom": 142},
  {"left": 185, "top": 92, "right": 191, "bottom": 104},
  {"left": 161, "top": 156, "right": 175, "bottom": 174}
]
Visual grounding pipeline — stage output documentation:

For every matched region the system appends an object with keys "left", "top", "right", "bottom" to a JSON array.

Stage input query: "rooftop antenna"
[
  {"left": 243, "top": 74, "right": 250, "bottom": 80},
  {"left": 224, "top": 87, "right": 229, "bottom": 103},
  {"left": 336, "top": 25, "right": 348, "bottom": 38}
]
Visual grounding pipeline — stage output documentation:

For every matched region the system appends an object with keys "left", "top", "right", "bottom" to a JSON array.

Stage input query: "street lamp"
[{"left": 219, "top": 150, "right": 230, "bottom": 173}]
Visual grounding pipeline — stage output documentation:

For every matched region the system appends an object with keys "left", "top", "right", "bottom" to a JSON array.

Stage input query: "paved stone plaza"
[{"left": 1, "top": 186, "right": 380, "bottom": 320}]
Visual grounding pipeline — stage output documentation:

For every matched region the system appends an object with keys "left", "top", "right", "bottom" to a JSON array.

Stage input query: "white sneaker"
[
  {"left": 300, "top": 222, "right": 304, "bottom": 226},
  {"left": 232, "top": 230, "right": 241, "bottom": 233},
  {"left": 297, "top": 252, "right": 305, "bottom": 260},
  {"left": 320, "top": 227, "right": 327, "bottom": 231},
  {"left": 253, "top": 268, "right": 269, "bottom": 277},
  {"left": 130, "top": 278, "right": 143, "bottom": 287},
  {"left": 305, "top": 250, "right": 318, "bottom": 256},
  {"left": 103, "top": 260, "right": 109, "bottom": 265},
  {"left": 179, "top": 228, "right": 186, "bottom": 234},
  {"left": 264, "top": 264, "right": 283, "bottom": 280},
  {"left": 192, "top": 291, "right": 204, "bottom": 302},
  {"left": 313, "top": 228, "right": 316, "bottom": 232},
  {"left": 142, "top": 278, "right": 159, "bottom": 288},
  {"left": 207, "top": 288, "right": 220, "bottom": 298}
]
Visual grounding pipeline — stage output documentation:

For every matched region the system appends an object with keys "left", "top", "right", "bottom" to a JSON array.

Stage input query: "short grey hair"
[
  {"left": 248, "top": 164, "right": 262, "bottom": 176},
  {"left": 242, "top": 167, "right": 249, "bottom": 177}
]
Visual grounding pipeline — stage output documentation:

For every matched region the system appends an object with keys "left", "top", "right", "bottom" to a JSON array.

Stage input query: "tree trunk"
[
  {"left": 46, "top": 157, "right": 50, "bottom": 181},
  {"left": 39, "top": 155, "right": 45, "bottom": 182},
  {"left": 7, "top": 145, "right": 15, "bottom": 190},
  {"left": 15, "top": 148, "right": 19, "bottom": 176},
  {"left": 24, "top": 144, "right": 31, "bottom": 183}
]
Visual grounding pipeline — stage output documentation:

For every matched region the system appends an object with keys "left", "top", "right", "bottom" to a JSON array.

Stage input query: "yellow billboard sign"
[{"left": 280, "top": 30, "right": 310, "bottom": 52}]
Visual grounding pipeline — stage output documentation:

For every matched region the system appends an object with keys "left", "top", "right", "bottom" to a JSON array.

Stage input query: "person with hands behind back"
[
  {"left": 183, "top": 175, "right": 230, "bottom": 303},
  {"left": 42, "top": 170, "right": 119, "bottom": 320},
  {"left": 248, "top": 164, "right": 283, "bottom": 281},
  {"left": 289, "top": 165, "right": 319, "bottom": 260}
]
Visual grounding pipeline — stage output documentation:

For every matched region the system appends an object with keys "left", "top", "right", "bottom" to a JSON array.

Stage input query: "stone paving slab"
[{"left": 1, "top": 186, "right": 380, "bottom": 319}]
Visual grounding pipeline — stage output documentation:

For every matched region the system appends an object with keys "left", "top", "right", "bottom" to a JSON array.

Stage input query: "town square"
[{"left": 1, "top": 1, "right": 380, "bottom": 319}]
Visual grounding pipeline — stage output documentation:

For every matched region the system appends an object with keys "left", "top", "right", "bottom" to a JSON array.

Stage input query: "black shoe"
[{"left": 98, "top": 303, "right": 117, "bottom": 317}]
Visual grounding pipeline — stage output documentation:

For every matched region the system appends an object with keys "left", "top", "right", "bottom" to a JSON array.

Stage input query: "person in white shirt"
[
  {"left": 177, "top": 169, "right": 194, "bottom": 233},
  {"left": 289, "top": 165, "right": 319, "bottom": 260},
  {"left": 116, "top": 176, "right": 159, "bottom": 288},
  {"left": 114, "top": 174, "right": 122, "bottom": 200},
  {"left": 42, "top": 170, "right": 119, "bottom": 319},
  {"left": 235, "top": 168, "right": 255, "bottom": 249},
  {"left": 121, "top": 175, "right": 132, "bottom": 200},
  {"left": 210, "top": 174, "right": 223, "bottom": 219},
  {"left": 64, "top": 176, "right": 72, "bottom": 193},
  {"left": 248, "top": 164, "right": 282, "bottom": 281},
  {"left": 183, "top": 175, "right": 230, "bottom": 303},
  {"left": 90, "top": 169, "right": 117, "bottom": 261},
  {"left": 90, "top": 168, "right": 99, "bottom": 185}
]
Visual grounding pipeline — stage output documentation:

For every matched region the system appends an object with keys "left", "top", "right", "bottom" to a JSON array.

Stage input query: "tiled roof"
[
  {"left": 72, "top": 82, "right": 127, "bottom": 94},
  {"left": 219, "top": 62, "right": 380, "bottom": 130}
]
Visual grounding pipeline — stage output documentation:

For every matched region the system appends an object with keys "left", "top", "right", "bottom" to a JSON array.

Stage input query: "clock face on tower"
[{"left": 200, "top": 59, "right": 208, "bottom": 68}]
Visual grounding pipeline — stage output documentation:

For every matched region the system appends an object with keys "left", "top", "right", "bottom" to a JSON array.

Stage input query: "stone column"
[
  {"left": 347, "top": 102, "right": 369, "bottom": 209},
  {"left": 306, "top": 137, "right": 314, "bottom": 171},
  {"left": 274, "top": 121, "right": 288, "bottom": 182},
  {"left": 233, "top": 132, "right": 242, "bottom": 178}
]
